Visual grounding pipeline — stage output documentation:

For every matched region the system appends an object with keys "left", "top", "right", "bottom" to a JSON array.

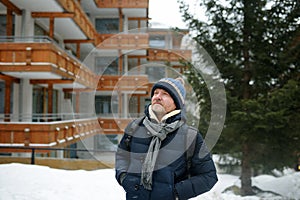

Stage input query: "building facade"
[{"left": 0, "top": 0, "right": 192, "bottom": 159}]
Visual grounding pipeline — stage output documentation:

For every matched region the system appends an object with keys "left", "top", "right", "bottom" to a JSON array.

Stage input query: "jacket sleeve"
[
  {"left": 115, "top": 117, "right": 144, "bottom": 185},
  {"left": 115, "top": 131, "right": 131, "bottom": 185},
  {"left": 175, "top": 132, "right": 218, "bottom": 199}
]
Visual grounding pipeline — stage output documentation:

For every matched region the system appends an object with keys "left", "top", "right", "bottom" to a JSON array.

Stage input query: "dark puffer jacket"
[{"left": 115, "top": 111, "right": 217, "bottom": 200}]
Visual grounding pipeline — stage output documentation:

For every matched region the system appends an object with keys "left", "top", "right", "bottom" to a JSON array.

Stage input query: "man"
[{"left": 115, "top": 77, "right": 218, "bottom": 200}]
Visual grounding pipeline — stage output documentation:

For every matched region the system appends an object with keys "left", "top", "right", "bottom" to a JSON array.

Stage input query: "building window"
[
  {"left": 95, "top": 95, "right": 111, "bottom": 115},
  {"left": 96, "top": 18, "right": 119, "bottom": 34},
  {"left": 32, "top": 86, "right": 58, "bottom": 121},
  {"left": 0, "top": 15, "right": 15, "bottom": 36},
  {"left": 127, "top": 57, "right": 148, "bottom": 74},
  {"left": 149, "top": 35, "right": 166, "bottom": 48},
  {"left": 95, "top": 57, "right": 119, "bottom": 75},
  {"left": 146, "top": 66, "right": 166, "bottom": 82},
  {"left": 95, "top": 95, "right": 118, "bottom": 117}
]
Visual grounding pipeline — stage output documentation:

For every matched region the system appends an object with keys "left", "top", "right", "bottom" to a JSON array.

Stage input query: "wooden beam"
[
  {"left": 31, "top": 12, "right": 75, "bottom": 18},
  {"left": 0, "top": 74, "right": 20, "bottom": 83},
  {"left": 64, "top": 39, "right": 95, "bottom": 59},
  {"left": 31, "top": 12, "right": 76, "bottom": 38},
  {"left": 64, "top": 39, "right": 95, "bottom": 43},
  {"left": 0, "top": 0, "right": 22, "bottom": 15},
  {"left": 57, "top": 0, "right": 98, "bottom": 44},
  {"left": 94, "top": 0, "right": 148, "bottom": 8},
  {"left": 128, "top": 55, "right": 148, "bottom": 59},
  {"left": 62, "top": 88, "right": 94, "bottom": 93},
  {"left": 128, "top": 17, "right": 151, "bottom": 21},
  {"left": 30, "top": 79, "right": 74, "bottom": 85}
]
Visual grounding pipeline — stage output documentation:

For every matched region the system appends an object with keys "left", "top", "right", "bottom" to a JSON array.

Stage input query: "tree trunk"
[
  {"left": 240, "top": 0, "right": 254, "bottom": 196},
  {"left": 240, "top": 142, "right": 255, "bottom": 195}
]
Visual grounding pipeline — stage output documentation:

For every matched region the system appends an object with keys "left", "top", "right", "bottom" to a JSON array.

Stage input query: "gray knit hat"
[{"left": 151, "top": 77, "right": 186, "bottom": 109}]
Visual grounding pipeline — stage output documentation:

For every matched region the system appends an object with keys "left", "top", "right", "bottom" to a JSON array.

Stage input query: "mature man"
[{"left": 115, "top": 77, "right": 218, "bottom": 200}]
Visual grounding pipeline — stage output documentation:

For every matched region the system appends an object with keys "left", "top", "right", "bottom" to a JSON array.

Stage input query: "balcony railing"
[
  {"left": 0, "top": 112, "right": 140, "bottom": 149},
  {"left": 97, "top": 33, "right": 149, "bottom": 49},
  {"left": 148, "top": 49, "right": 192, "bottom": 62},
  {"left": 98, "top": 118, "right": 132, "bottom": 134},
  {"left": 97, "top": 75, "right": 150, "bottom": 91},
  {"left": 94, "top": 0, "right": 148, "bottom": 8},
  {"left": 0, "top": 118, "right": 100, "bottom": 148},
  {"left": 0, "top": 36, "right": 97, "bottom": 88},
  {"left": 0, "top": 113, "right": 95, "bottom": 122}
]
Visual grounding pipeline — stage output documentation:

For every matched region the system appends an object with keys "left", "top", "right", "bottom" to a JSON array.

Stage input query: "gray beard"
[{"left": 151, "top": 104, "right": 166, "bottom": 116}]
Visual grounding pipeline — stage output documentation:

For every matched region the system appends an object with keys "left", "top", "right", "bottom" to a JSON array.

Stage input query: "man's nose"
[{"left": 154, "top": 93, "right": 162, "bottom": 100}]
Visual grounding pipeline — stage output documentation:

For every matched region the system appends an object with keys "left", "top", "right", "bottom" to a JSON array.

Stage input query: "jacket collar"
[{"left": 148, "top": 105, "right": 181, "bottom": 123}]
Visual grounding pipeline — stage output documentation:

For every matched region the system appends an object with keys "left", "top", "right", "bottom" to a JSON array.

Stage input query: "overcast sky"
[
  {"left": 149, "top": 0, "right": 188, "bottom": 29},
  {"left": 149, "top": 0, "right": 206, "bottom": 29}
]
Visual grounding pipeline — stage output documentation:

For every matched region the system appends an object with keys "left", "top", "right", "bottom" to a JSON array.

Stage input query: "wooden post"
[
  {"left": 25, "top": 47, "right": 32, "bottom": 65},
  {"left": 76, "top": 43, "right": 81, "bottom": 59},
  {"left": 137, "top": 58, "right": 141, "bottom": 74},
  {"left": 24, "top": 128, "right": 30, "bottom": 146},
  {"left": 119, "top": 8, "right": 123, "bottom": 32},
  {"left": 48, "top": 83, "right": 53, "bottom": 121},
  {"left": 118, "top": 50, "right": 123, "bottom": 74},
  {"left": 4, "top": 80, "right": 11, "bottom": 122},
  {"left": 6, "top": 9, "right": 13, "bottom": 36},
  {"left": 49, "top": 17, "right": 54, "bottom": 38}
]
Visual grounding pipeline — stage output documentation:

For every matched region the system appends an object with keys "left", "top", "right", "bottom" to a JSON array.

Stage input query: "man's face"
[{"left": 151, "top": 88, "right": 176, "bottom": 115}]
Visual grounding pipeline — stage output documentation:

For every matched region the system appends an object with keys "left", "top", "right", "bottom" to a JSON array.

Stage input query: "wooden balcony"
[
  {"left": 0, "top": 117, "right": 136, "bottom": 152},
  {"left": 0, "top": 41, "right": 97, "bottom": 88},
  {"left": 148, "top": 49, "right": 192, "bottom": 62},
  {"left": 0, "top": 118, "right": 100, "bottom": 149},
  {"left": 97, "top": 75, "right": 150, "bottom": 92},
  {"left": 57, "top": 0, "right": 99, "bottom": 44},
  {"left": 98, "top": 118, "right": 132, "bottom": 134},
  {"left": 97, "top": 33, "right": 149, "bottom": 49},
  {"left": 94, "top": 0, "right": 148, "bottom": 8}
]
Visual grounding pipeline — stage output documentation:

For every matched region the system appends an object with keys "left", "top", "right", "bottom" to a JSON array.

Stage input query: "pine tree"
[{"left": 179, "top": 0, "right": 300, "bottom": 195}]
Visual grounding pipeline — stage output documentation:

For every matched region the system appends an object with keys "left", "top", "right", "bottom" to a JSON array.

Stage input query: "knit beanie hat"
[{"left": 151, "top": 77, "right": 186, "bottom": 109}]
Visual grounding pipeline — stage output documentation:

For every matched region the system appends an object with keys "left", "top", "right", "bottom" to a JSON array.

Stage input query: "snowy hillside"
[{"left": 0, "top": 163, "right": 299, "bottom": 200}]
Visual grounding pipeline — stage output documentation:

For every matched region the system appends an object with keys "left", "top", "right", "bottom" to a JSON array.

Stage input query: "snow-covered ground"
[{"left": 0, "top": 163, "right": 299, "bottom": 200}]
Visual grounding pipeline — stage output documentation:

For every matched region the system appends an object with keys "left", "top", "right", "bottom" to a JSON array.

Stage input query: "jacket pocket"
[
  {"left": 122, "top": 174, "right": 140, "bottom": 192},
  {"left": 174, "top": 160, "right": 188, "bottom": 183}
]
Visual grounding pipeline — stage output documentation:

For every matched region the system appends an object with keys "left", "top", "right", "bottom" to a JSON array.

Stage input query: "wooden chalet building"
[{"left": 0, "top": 0, "right": 192, "bottom": 160}]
